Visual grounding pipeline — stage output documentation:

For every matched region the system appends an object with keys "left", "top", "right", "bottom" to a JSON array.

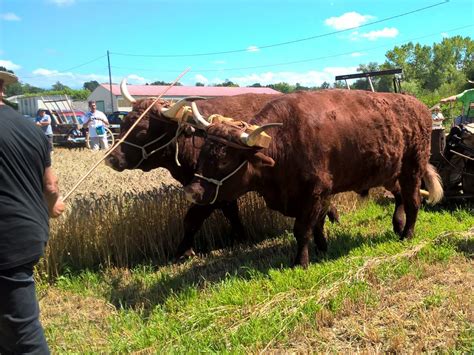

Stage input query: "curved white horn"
[
  {"left": 120, "top": 78, "right": 136, "bottom": 103},
  {"left": 161, "top": 99, "right": 190, "bottom": 119},
  {"left": 191, "top": 102, "right": 210, "bottom": 127},
  {"left": 240, "top": 123, "right": 283, "bottom": 146}
]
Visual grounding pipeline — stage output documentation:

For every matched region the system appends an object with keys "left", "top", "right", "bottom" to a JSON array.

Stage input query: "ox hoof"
[{"left": 175, "top": 248, "right": 196, "bottom": 263}]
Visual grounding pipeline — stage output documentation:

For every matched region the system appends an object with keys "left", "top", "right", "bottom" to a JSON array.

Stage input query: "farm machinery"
[{"left": 430, "top": 104, "right": 474, "bottom": 200}]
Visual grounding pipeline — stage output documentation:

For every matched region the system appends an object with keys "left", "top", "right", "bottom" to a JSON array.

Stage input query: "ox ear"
[{"left": 249, "top": 152, "right": 275, "bottom": 168}]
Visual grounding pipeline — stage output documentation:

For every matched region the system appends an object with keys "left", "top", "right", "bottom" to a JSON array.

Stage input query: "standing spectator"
[
  {"left": 82, "top": 100, "right": 109, "bottom": 150},
  {"left": 430, "top": 104, "right": 445, "bottom": 128},
  {"left": 440, "top": 80, "right": 474, "bottom": 125},
  {"left": 36, "top": 109, "right": 54, "bottom": 152},
  {"left": 0, "top": 70, "right": 65, "bottom": 353}
]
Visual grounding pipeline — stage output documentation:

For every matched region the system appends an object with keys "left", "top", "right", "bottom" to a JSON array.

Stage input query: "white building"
[{"left": 16, "top": 95, "right": 87, "bottom": 117}]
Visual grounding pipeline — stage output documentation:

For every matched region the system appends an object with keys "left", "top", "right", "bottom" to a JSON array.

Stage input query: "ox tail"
[{"left": 422, "top": 163, "right": 444, "bottom": 205}]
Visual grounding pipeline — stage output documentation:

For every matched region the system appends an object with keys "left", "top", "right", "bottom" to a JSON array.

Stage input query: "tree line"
[{"left": 3, "top": 36, "right": 473, "bottom": 109}]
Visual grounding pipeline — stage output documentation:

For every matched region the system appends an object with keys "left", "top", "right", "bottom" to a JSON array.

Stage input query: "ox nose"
[{"left": 106, "top": 155, "right": 122, "bottom": 171}]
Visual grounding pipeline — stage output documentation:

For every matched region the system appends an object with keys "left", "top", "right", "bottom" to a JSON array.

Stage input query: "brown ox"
[
  {"left": 184, "top": 90, "right": 443, "bottom": 268},
  {"left": 107, "top": 86, "right": 339, "bottom": 260}
]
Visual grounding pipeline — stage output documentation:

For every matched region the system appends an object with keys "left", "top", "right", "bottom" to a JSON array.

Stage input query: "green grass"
[{"left": 39, "top": 200, "right": 474, "bottom": 353}]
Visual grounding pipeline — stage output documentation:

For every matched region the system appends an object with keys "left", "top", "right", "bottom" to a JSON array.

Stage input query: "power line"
[
  {"left": 109, "top": 24, "right": 472, "bottom": 74},
  {"left": 21, "top": 55, "right": 107, "bottom": 79},
  {"left": 110, "top": 0, "right": 449, "bottom": 58}
]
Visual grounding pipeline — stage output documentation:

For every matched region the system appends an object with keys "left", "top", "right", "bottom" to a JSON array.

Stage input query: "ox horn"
[
  {"left": 191, "top": 101, "right": 210, "bottom": 127},
  {"left": 240, "top": 123, "right": 283, "bottom": 147},
  {"left": 120, "top": 78, "right": 137, "bottom": 103},
  {"left": 162, "top": 96, "right": 207, "bottom": 120}
]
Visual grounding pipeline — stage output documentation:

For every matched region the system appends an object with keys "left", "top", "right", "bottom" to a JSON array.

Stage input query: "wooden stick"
[{"left": 63, "top": 67, "right": 191, "bottom": 201}]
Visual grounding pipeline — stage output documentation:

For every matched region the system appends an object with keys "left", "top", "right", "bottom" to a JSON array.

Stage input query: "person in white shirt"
[
  {"left": 82, "top": 100, "right": 109, "bottom": 150},
  {"left": 430, "top": 104, "right": 445, "bottom": 129}
]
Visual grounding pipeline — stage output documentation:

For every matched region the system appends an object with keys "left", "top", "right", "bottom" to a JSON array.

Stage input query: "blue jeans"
[{"left": 0, "top": 260, "right": 49, "bottom": 354}]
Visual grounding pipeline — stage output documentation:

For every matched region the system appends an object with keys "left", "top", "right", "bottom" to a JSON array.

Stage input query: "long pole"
[
  {"left": 107, "top": 50, "right": 114, "bottom": 113},
  {"left": 63, "top": 67, "right": 191, "bottom": 202}
]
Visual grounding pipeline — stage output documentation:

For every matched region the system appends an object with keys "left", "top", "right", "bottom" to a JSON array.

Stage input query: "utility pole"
[{"left": 107, "top": 50, "right": 114, "bottom": 113}]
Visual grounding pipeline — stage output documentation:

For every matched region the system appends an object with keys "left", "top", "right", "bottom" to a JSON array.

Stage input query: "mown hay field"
[{"left": 39, "top": 147, "right": 473, "bottom": 352}]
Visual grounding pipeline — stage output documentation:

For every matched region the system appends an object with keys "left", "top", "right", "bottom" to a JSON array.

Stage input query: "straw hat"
[
  {"left": 468, "top": 79, "right": 474, "bottom": 84},
  {"left": 0, "top": 71, "right": 18, "bottom": 85}
]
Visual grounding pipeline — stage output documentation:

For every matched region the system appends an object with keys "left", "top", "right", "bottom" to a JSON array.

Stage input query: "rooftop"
[{"left": 102, "top": 84, "right": 280, "bottom": 97}]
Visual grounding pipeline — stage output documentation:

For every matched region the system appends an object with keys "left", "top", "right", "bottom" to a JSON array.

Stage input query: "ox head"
[
  {"left": 183, "top": 120, "right": 282, "bottom": 205},
  {"left": 107, "top": 78, "right": 204, "bottom": 172}
]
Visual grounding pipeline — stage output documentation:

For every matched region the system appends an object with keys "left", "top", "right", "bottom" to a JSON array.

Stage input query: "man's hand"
[
  {"left": 50, "top": 197, "right": 65, "bottom": 218},
  {"left": 43, "top": 167, "right": 65, "bottom": 218}
]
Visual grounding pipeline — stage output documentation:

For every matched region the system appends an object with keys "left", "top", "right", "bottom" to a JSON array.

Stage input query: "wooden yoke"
[
  {"left": 170, "top": 105, "right": 194, "bottom": 123},
  {"left": 208, "top": 114, "right": 273, "bottom": 148}
]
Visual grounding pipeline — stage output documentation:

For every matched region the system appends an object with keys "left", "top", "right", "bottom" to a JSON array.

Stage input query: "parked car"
[{"left": 107, "top": 111, "right": 128, "bottom": 136}]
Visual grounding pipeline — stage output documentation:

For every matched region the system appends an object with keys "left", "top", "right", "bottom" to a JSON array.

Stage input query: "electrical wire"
[
  {"left": 110, "top": 0, "right": 449, "bottom": 58},
  {"left": 109, "top": 24, "right": 473, "bottom": 74},
  {"left": 21, "top": 55, "right": 107, "bottom": 79}
]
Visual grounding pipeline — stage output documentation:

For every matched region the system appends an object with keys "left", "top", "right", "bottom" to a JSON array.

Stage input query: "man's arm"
[
  {"left": 100, "top": 112, "right": 109, "bottom": 126},
  {"left": 43, "top": 167, "right": 65, "bottom": 218},
  {"left": 440, "top": 95, "right": 458, "bottom": 104},
  {"left": 36, "top": 116, "right": 51, "bottom": 127}
]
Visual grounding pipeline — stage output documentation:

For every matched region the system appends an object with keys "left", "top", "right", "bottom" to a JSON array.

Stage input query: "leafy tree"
[
  {"left": 52, "top": 81, "right": 70, "bottom": 91},
  {"left": 150, "top": 80, "right": 182, "bottom": 86},
  {"left": 215, "top": 79, "right": 239, "bottom": 87},
  {"left": 83, "top": 80, "right": 99, "bottom": 92},
  {"left": 249, "top": 83, "right": 262, "bottom": 87},
  {"left": 319, "top": 81, "right": 330, "bottom": 89},
  {"left": 195, "top": 82, "right": 205, "bottom": 86},
  {"left": 267, "top": 82, "right": 294, "bottom": 93}
]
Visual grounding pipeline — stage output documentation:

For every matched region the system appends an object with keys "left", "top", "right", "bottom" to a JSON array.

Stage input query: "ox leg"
[
  {"left": 313, "top": 198, "right": 330, "bottom": 253},
  {"left": 392, "top": 192, "right": 405, "bottom": 236},
  {"left": 399, "top": 174, "right": 422, "bottom": 240},
  {"left": 293, "top": 197, "right": 325, "bottom": 269},
  {"left": 313, "top": 215, "right": 328, "bottom": 254},
  {"left": 175, "top": 204, "right": 216, "bottom": 260},
  {"left": 327, "top": 203, "right": 340, "bottom": 224},
  {"left": 219, "top": 200, "right": 247, "bottom": 244}
]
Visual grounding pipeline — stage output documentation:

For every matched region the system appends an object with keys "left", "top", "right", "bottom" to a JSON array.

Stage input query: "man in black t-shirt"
[{"left": 0, "top": 71, "right": 65, "bottom": 354}]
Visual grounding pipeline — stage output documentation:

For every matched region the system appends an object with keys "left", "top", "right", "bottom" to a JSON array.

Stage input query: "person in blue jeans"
[
  {"left": 0, "top": 70, "right": 65, "bottom": 354},
  {"left": 35, "top": 109, "right": 54, "bottom": 152}
]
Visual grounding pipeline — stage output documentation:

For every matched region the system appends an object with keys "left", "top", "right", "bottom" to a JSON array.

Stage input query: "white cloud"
[
  {"left": 324, "top": 12, "right": 374, "bottom": 30},
  {"left": 350, "top": 52, "right": 365, "bottom": 57},
  {"left": 27, "top": 67, "right": 113, "bottom": 88},
  {"left": 0, "top": 59, "right": 21, "bottom": 70},
  {"left": 350, "top": 27, "right": 399, "bottom": 41},
  {"left": 194, "top": 74, "right": 209, "bottom": 85},
  {"left": 1, "top": 12, "right": 21, "bottom": 21},
  {"left": 202, "top": 66, "right": 359, "bottom": 87},
  {"left": 126, "top": 74, "right": 147, "bottom": 84},
  {"left": 441, "top": 32, "right": 448, "bottom": 38},
  {"left": 247, "top": 46, "right": 260, "bottom": 52},
  {"left": 48, "top": 0, "right": 75, "bottom": 6},
  {"left": 360, "top": 27, "right": 399, "bottom": 41}
]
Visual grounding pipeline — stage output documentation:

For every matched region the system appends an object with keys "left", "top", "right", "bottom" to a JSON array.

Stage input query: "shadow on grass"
[{"left": 105, "top": 228, "right": 396, "bottom": 314}]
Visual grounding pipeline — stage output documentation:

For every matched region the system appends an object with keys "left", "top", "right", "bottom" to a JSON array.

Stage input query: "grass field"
[{"left": 38, "top": 148, "right": 473, "bottom": 352}]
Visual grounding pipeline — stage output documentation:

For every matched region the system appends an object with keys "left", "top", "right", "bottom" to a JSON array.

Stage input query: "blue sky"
[{"left": 0, "top": 0, "right": 472, "bottom": 89}]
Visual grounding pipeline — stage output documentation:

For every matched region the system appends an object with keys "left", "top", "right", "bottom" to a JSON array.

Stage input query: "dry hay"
[{"left": 41, "top": 148, "right": 370, "bottom": 279}]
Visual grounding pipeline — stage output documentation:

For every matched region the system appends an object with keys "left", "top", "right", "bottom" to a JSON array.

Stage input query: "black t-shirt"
[{"left": 0, "top": 105, "right": 51, "bottom": 270}]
